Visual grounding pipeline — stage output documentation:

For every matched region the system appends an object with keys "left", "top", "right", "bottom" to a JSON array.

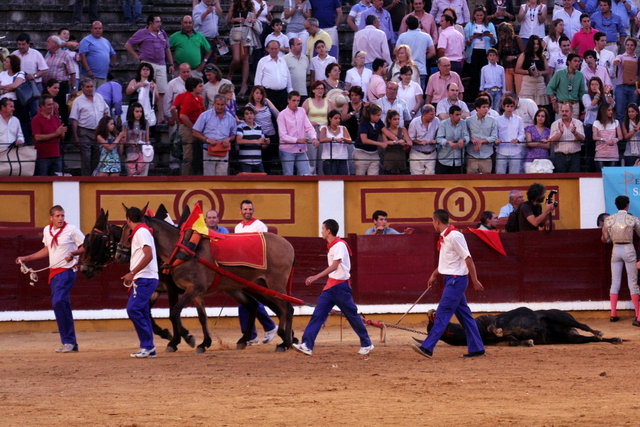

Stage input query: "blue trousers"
[
  {"left": 301, "top": 281, "right": 371, "bottom": 350},
  {"left": 127, "top": 278, "right": 158, "bottom": 350},
  {"left": 238, "top": 302, "right": 277, "bottom": 340},
  {"left": 51, "top": 269, "right": 77, "bottom": 347},
  {"left": 420, "top": 275, "right": 484, "bottom": 354},
  {"left": 616, "top": 84, "right": 638, "bottom": 123}
]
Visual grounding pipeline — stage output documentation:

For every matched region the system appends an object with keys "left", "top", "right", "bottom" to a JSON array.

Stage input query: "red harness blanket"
[{"left": 207, "top": 232, "right": 267, "bottom": 269}]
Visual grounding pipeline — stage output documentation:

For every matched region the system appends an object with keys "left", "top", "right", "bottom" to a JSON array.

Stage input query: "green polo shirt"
[
  {"left": 169, "top": 30, "right": 211, "bottom": 69},
  {"left": 546, "top": 68, "right": 586, "bottom": 102}
]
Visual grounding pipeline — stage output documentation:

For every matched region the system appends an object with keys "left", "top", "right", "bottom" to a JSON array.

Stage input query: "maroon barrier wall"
[{"left": 0, "top": 229, "right": 620, "bottom": 312}]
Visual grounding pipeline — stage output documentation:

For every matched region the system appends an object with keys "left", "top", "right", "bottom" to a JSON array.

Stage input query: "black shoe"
[
  {"left": 412, "top": 337, "right": 423, "bottom": 344},
  {"left": 412, "top": 344, "right": 432, "bottom": 358},
  {"left": 610, "top": 316, "right": 620, "bottom": 322},
  {"left": 632, "top": 320, "right": 640, "bottom": 327},
  {"left": 462, "top": 350, "right": 486, "bottom": 358}
]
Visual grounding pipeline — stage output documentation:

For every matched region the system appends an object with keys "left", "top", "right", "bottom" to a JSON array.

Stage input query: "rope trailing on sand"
[{"left": 360, "top": 314, "right": 427, "bottom": 345}]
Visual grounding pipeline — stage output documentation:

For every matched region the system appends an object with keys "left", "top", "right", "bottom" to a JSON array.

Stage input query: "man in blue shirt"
[
  {"left": 364, "top": 210, "right": 414, "bottom": 234},
  {"left": 396, "top": 15, "right": 435, "bottom": 90},
  {"left": 78, "top": 21, "right": 116, "bottom": 88},
  {"left": 591, "top": 0, "right": 627, "bottom": 54},
  {"left": 192, "top": 94, "right": 236, "bottom": 176},
  {"left": 205, "top": 209, "right": 229, "bottom": 233},
  {"left": 359, "top": 0, "right": 395, "bottom": 50},
  {"left": 309, "top": 0, "right": 342, "bottom": 60}
]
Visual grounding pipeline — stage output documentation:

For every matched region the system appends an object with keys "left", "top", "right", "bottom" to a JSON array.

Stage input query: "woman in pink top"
[{"left": 593, "top": 103, "right": 622, "bottom": 172}]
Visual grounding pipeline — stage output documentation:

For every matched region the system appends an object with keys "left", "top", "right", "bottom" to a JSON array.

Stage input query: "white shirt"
[
  {"left": 265, "top": 33, "right": 290, "bottom": 58},
  {"left": 42, "top": 223, "right": 85, "bottom": 270},
  {"left": 130, "top": 226, "right": 158, "bottom": 280},
  {"left": 193, "top": 1, "right": 220, "bottom": 38},
  {"left": 594, "top": 48, "right": 616, "bottom": 80},
  {"left": 398, "top": 80, "right": 423, "bottom": 113},
  {"left": 345, "top": 67, "right": 372, "bottom": 101},
  {"left": 0, "top": 71, "right": 25, "bottom": 101},
  {"left": 496, "top": 113, "right": 525, "bottom": 156},
  {"left": 0, "top": 115, "right": 24, "bottom": 152},
  {"left": 309, "top": 55, "right": 336, "bottom": 76},
  {"left": 69, "top": 92, "right": 109, "bottom": 129},
  {"left": 328, "top": 239, "right": 350, "bottom": 281},
  {"left": 352, "top": 25, "right": 391, "bottom": 65},
  {"left": 320, "top": 125, "right": 349, "bottom": 159},
  {"left": 514, "top": 98, "right": 538, "bottom": 128},
  {"left": 438, "top": 228, "right": 470, "bottom": 276},
  {"left": 553, "top": 8, "right": 581, "bottom": 40},
  {"left": 549, "top": 52, "right": 568, "bottom": 71},
  {"left": 11, "top": 48, "right": 48, "bottom": 84},
  {"left": 255, "top": 55, "right": 293, "bottom": 91},
  {"left": 284, "top": 52, "right": 310, "bottom": 96},
  {"left": 235, "top": 219, "right": 268, "bottom": 233}
]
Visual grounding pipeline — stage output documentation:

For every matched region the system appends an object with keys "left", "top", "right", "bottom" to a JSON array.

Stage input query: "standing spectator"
[
  {"left": 398, "top": 0, "right": 438, "bottom": 45},
  {"left": 255, "top": 40, "right": 293, "bottom": 112},
  {"left": 319, "top": 109, "right": 351, "bottom": 175},
  {"left": 375, "top": 81, "right": 411, "bottom": 125},
  {"left": 359, "top": 0, "right": 395, "bottom": 54},
  {"left": 389, "top": 45, "right": 420, "bottom": 85},
  {"left": 123, "top": 0, "right": 144, "bottom": 25},
  {"left": 495, "top": 22, "right": 524, "bottom": 93},
  {"left": 353, "top": 103, "right": 385, "bottom": 175},
  {"left": 523, "top": 109, "right": 551, "bottom": 173},
  {"left": 464, "top": 6, "right": 497, "bottom": 100},
  {"left": 250, "top": 0, "right": 275, "bottom": 74},
  {"left": 412, "top": 209, "right": 485, "bottom": 359},
  {"left": 495, "top": 96, "right": 525, "bottom": 174},
  {"left": 397, "top": 66, "right": 423, "bottom": 120},
  {"left": 345, "top": 52, "right": 372, "bottom": 100},
  {"left": 381, "top": 109, "right": 411, "bottom": 174},
  {"left": 437, "top": 14, "right": 465, "bottom": 74},
  {"left": 121, "top": 206, "right": 160, "bottom": 359},
  {"left": 547, "top": 53, "right": 586, "bottom": 120},
  {"left": 165, "top": 63, "right": 191, "bottom": 126},
  {"left": 96, "top": 74, "right": 123, "bottom": 127},
  {"left": 436, "top": 82, "right": 469, "bottom": 120},
  {"left": 125, "top": 15, "right": 174, "bottom": 117},
  {"left": 227, "top": 0, "right": 255, "bottom": 96},
  {"left": 517, "top": 0, "right": 547, "bottom": 46},
  {"left": 352, "top": 15, "right": 391, "bottom": 69},
  {"left": 477, "top": 211, "right": 499, "bottom": 230},
  {"left": 73, "top": 0, "right": 98, "bottom": 25},
  {"left": 486, "top": 0, "right": 516, "bottom": 26},
  {"left": 466, "top": 97, "right": 497, "bottom": 174},
  {"left": 69, "top": 78, "right": 109, "bottom": 176},
  {"left": 293, "top": 219, "right": 374, "bottom": 357},
  {"left": 44, "top": 36, "right": 77, "bottom": 127},
  {"left": 396, "top": 15, "right": 435, "bottom": 91},
  {"left": 383, "top": 0, "right": 407, "bottom": 36},
  {"left": 572, "top": 13, "right": 598, "bottom": 56},
  {"left": 515, "top": 36, "right": 551, "bottom": 106},
  {"left": 95, "top": 115, "right": 124, "bottom": 177},
  {"left": 431, "top": 0, "right": 470, "bottom": 25},
  {"left": 367, "top": 58, "right": 388, "bottom": 103},
  {"left": 202, "top": 64, "right": 232, "bottom": 109},
  {"left": 308, "top": 0, "right": 343, "bottom": 60},
  {"left": 549, "top": 103, "right": 585, "bottom": 172},
  {"left": 347, "top": 0, "right": 372, "bottom": 32},
  {"left": 303, "top": 81, "right": 333, "bottom": 173},
  {"left": 588, "top": 33, "right": 616, "bottom": 90},
  {"left": 341, "top": 85, "right": 367, "bottom": 142},
  {"left": 172, "top": 77, "right": 205, "bottom": 176},
  {"left": 309, "top": 40, "right": 336, "bottom": 84},
  {"left": 122, "top": 102, "right": 151, "bottom": 176},
  {"left": 32, "top": 95, "right": 66, "bottom": 176},
  {"left": 79, "top": 21, "right": 116, "bottom": 89},
  {"left": 12, "top": 32, "right": 49, "bottom": 134},
  {"left": 548, "top": 36, "right": 571, "bottom": 77},
  {"left": 480, "top": 48, "right": 506, "bottom": 111},
  {"left": 192, "top": 94, "right": 237, "bottom": 175},
  {"left": 435, "top": 105, "right": 468, "bottom": 174},
  {"left": 543, "top": 19, "right": 566, "bottom": 59},
  {"left": 284, "top": 0, "right": 312, "bottom": 49},
  {"left": 246, "top": 86, "right": 279, "bottom": 173},
  {"left": 15, "top": 206, "right": 85, "bottom": 353},
  {"left": 408, "top": 105, "right": 439, "bottom": 175},
  {"left": 623, "top": 104, "right": 640, "bottom": 165},
  {"left": 264, "top": 19, "right": 290, "bottom": 58},
  {"left": 582, "top": 51, "right": 613, "bottom": 89},
  {"left": 284, "top": 38, "right": 310, "bottom": 99},
  {"left": 613, "top": 38, "right": 640, "bottom": 122},
  {"left": 611, "top": 0, "right": 637, "bottom": 35},
  {"left": 304, "top": 18, "right": 334, "bottom": 59},
  {"left": 591, "top": 0, "right": 627, "bottom": 54},
  {"left": 170, "top": 16, "right": 212, "bottom": 77},
  {"left": 277, "top": 91, "right": 317, "bottom": 175},
  {"left": 554, "top": 0, "right": 582, "bottom": 40},
  {"left": 125, "top": 62, "right": 160, "bottom": 128},
  {"left": 593, "top": 102, "right": 622, "bottom": 170},
  {"left": 236, "top": 105, "right": 267, "bottom": 173},
  {"left": 425, "top": 57, "right": 463, "bottom": 106},
  {"left": 193, "top": 0, "right": 223, "bottom": 65}
]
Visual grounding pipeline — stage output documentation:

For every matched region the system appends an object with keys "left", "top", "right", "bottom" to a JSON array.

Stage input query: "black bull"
[{"left": 427, "top": 307, "right": 624, "bottom": 346}]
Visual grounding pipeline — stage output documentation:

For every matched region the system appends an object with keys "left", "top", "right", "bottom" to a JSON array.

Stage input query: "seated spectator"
[
  {"left": 593, "top": 102, "right": 622, "bottom": 171},
  {"left": 517, "top": 182, "right": 555, "bottom": 231},
  {"left": 32, "top": 95, "right": 65, "bottom": 176},
  {"left": 549, "top": 103, "right": 585, "bottom": 172},
  {"left": 436, "top": 105, "right": 469, "bottom": 174},
  {"left": 265, "top": 18, "right": 289, "bottom": 58},
  {"left": 95, "top": 115, "right": 124, "bottom": 177},
  {"left": 353, "top": 103, "right": 385, "bottom": 175},
  {"left": 277, "top": 91, "right": 318, "bottom": 175},
  {"left": 381, "top": 109, "right": 411, "bottom": 174},
  {"left": 499, "top": 189, "right": 524, "bottom": 219},
  {"left": 236, "top": 105, "right": 266, "bottom": 173},
  {"left": 203, "top": 64, "right": 233, "bottom": 109},
  {"left": 309, "top": 40, "right": 336, "bottom": 84},
  {"left": 319, "top": 109, "right": 351, "bottom": 175},
  {"left": 524, "top": 108, "right": 551, "bottom": 173},
  {"left": 426, "top": 57, "right": 464, "bottom": 106},
  {"left": 365, "top": 210, "right": 414, "bottom": 235},
  {"left": 480, "top": 48, "right": 506, "bottom": 113},
  {"left": 597, "top": 212, "right": 609, "bottom": 228},
  {"left": 495, "top": 96, "right": 525, "bottom": 174},
  {"left": 205, "top": 209, "right": 229, "bottom": 233},
  {"left": 367, "top": 58, "right": 388, "bottom": 103},
  {"left": 323, "top": 63, "right": 347, "bottom": 92},
  {"left": 408, "top": 105, "right": 439, "bottom": 175},
  {"left": 345, "top": 51, "right": 373, "bottom": 101},
  {"left": 477, "top": 211, "right": 498, "bottom": 230}
]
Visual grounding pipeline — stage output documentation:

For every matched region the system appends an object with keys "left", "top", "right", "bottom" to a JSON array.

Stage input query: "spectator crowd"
[{"left": 4, "top": 0, "right": 640, "bottom": 176}]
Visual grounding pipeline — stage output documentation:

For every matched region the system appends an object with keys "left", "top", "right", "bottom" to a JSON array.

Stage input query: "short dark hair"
[
  {"left": 288, "top": 90, "right": 301, "bottom": 99},
  {"left": 314, "top": 39, "right": 326, "bottom": 49},
  {"left": 406, "top": 15, "right": 419, "bottom": 30},
  {"left": 580, "top": 12, "right": 590, "bottom": 21},
  {"left": 39, "top": 94, "right": 54, "bottom": 107},
  {"left": 16, "top": 32, "right": 30, "bottom": 43},
  {"left": 185, "top": 77, "right": 202, "bottom": 92},
  {"left": 474, "top": 97, "right": 490, "bottom": 109},
  {"left": 480, "top": 211, "right": 495, "bottom": 226},
  {"left": 487, "top": 48, "right": 498, "bottom": 56},
  {"left": 349, "top": 85, "right": 364, "bottom": 98},
  {"left": 583, "top": 49, "right": 597, "bottom": 60},
  {"left": 599, "top": 0, "right": 612, "bottom": 6},
  {"left": 594, "top": 31, "right": 606, "bottom": 43},
  {"left": 240, "top": 199, "right": 253, "bottom": 208},
  {"left": 615, "top": 195, "right": 630, "bottom": 210},
  {"left": 567, "top": 53, "right": 581, "bottom": 62},
  {"left": 0, "top": 97, "right": 14, "bottom": 109},
  {"left": 442, "top": 14, "right": 454, "bottom": 25},
  {"left": 558, "top": 35, "right": 570, "bottom": 45},
  {"left": 323, "top": 219, "right": 339, "bottom": 236},
  {"left": 433, "top": 209, "right": 449, "bottom": 224},
  {"left": 527, "top": 183, "right": 546, "bottom": 203},
  {"left": 325, "top": 62, "right": 341, "bottom": 78},
  {"left": 126, "top": 206, "right": 144, "bottom": 223},
  {"left": 449, "top": 105, "right": 462, "bottom": 115},
  {"left": 372, "top": 58, "right": 386, "bottom": 73},
  {"left": 365, "top": 14, "right": 378, "bottom": 26},
  {"left": 147, "top": 15, "right": 159, "bottom": 26},
  {"left": 270, "top": 18, "right": 282, "bottom": 27},
  {"left": 399, "top": 65, "right": 413, "bottom": 75},
  {"left": 503, "top": 96, "right": 515, "bottom": 106},
  {"left": 597, "top": 213, "right": 609, "bottom": 226},
  {"left": 372, "top": 210, "right": 388, "bottom": 220}
]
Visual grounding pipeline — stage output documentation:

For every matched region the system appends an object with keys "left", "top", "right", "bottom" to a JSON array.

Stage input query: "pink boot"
[{"left": 610, "top": 293, "right": 619, "bottom": 322}]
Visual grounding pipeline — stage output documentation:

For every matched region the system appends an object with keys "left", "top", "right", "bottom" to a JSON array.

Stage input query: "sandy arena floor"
[{"left": 1, "top": 315, "right": 640, "bottom": 427}]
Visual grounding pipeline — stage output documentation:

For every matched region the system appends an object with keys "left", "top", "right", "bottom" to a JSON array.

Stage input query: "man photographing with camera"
[{"left": 517, "top": 183, "right": 557, "bottom": 231}]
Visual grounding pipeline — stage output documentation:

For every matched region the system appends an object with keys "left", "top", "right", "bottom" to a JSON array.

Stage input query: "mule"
[
  {"left": 116, "top": 211, "right": 297, "bottom": 353},
  {"left": 81, "top": 208, "right": 206, "bottom": 347}
]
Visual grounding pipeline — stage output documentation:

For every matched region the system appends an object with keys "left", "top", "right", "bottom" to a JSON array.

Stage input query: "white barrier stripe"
[{"left": 0, "top": 301, "right": 629, "bottom": 322}]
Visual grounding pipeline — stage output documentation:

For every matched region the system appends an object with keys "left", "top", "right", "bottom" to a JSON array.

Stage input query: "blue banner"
[{"left": 602, "top": 167, "right": 640, "bottom": 214}]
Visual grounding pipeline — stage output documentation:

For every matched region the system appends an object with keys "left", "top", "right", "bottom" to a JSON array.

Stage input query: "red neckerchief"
[
  {"left": 437, "top": 225, "right": 458, "bottom": 251},
  {"left": 49, "top": 222, "right": 67, "bottom": 248},
  {"left": 130, "top": 223, "right": 154, "bottom": 240},
  {"left": 327, "top": 236, "right": 352, "bottom": 255},
  {"left": 240, "top": 218, "right": 258, "bottom": 228}
]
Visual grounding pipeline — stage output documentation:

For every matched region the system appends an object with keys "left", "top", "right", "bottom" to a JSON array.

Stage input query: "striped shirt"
[
  {"left": 236, "top": 122, "right": 264, "bottom": 165},
  {"left": 45, "top": 48, "right": 75, "bottom": 82}
]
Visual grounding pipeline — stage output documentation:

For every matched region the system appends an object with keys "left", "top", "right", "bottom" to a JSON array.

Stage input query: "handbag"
[
  {"left": 14, "top": 74, "right": 40, "bottom": 106},
  {"left": 207, "top": 140, "right": 231, "bottom": 157},
  {"left": 0, "top": 143, "right": 37, "bottom": 176},
  {"left": 230, "top": 27, "right": 243, "bottom": 43}
]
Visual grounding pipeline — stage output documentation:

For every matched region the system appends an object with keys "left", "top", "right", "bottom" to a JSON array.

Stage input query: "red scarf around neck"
[
  {"left": 327, "top": 236, "right": 352, "bottom": 255},
  {"left": 437, "top": 225, "right": 458, "bottom": 251},
  {"left": 49, "top": 222, "right": 67, "bottom": 247},
  {"left": 241, "top": 218, "right": 258, "bottom": 227},
  {"left": 130, "top": 223, "right": 154, "bottom": 240}
]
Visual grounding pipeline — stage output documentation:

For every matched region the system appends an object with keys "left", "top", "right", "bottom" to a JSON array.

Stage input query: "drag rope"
[
  {"left": 123, "top": 280, "right": 138, "bottom": 297},
  {"left": 360, "top": 314, "right": 427, "bottom": 345},
  {"left": 18, "top": 258, "right": 70, "bottom": 286}
]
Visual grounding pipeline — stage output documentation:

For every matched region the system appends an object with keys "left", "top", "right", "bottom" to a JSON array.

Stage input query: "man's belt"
[
  {"left": 488, "top": 87, "right": 502, "bottom": 92},
  {"left": 558, "top": 100, "right": 579, "bottom": 104},
  {"left": 614, "top": 242, "right": 632, "bottom": 244},
  {"left": 606, "top": 42, "right": 618, "bottom": 46}
]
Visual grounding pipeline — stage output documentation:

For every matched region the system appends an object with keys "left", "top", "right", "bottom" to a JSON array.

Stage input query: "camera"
[{"left": 547, "top": 190, "right": 558, "bottom": 207}]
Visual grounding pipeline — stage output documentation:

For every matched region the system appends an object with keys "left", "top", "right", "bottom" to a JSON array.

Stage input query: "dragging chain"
[{"left": 361, "top": 314, "right": 427, "bottom": 345}]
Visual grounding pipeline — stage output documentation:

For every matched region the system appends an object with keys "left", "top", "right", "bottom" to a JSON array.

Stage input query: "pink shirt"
[
  {"left": 425, "top": 71, "right": 463, "bottom": 103},
  {"left": 437, "top": 26, "right": 465, "bottom": 62},
  {"left": 276, "top": 106, "right": 317, "bottom": 153},
  {"left": 571, "top": 28, "right": 598, "bottom": 57},
  {"left": 582, "top": 65, "right": 612, "bottom": 88},
  {"left": 367, "top": 74, "right": 387, "bottom": 102}
]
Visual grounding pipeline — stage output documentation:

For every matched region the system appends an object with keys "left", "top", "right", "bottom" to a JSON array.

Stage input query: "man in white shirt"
[
  {"left": 284, "top": 37, "right": 310, "bottom": 98},
  {"left": 16, "top": 205, "right": 85, "bottom": 353},
  {"left": 255, "top": 40, "right": 293, "bottom": 111},
  {"left": 0, "top": 98, "right": 24, "bottom": 152},
  {"left": 549, "top": 36, "right": 572, "bottom": 76},
  {"left": 352, "top": 15, "right": 391, "bottom": 68},
  {"left": 589, "top": 32, "right": 616, "bottom": 90},
  {"left": 69, "top": 77, "right": 109, "bottom": 176},
  {"left": 495, "top": 95, "right": 526, "bottom": 174},
  {"left": 412, "top": 209, "right": 485, "bottom": 359},
  {"left": 121, "top": 206, "right": 159, "bottom": 358},
  {"left": 553, "top": 0, "right": 582, "bottom": 40},
  {"left": 504, "top": 92, "right": 538, "bottom": 128},
  {"left": 234, "top": 200, "right": 278, "bottom": 345}
]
